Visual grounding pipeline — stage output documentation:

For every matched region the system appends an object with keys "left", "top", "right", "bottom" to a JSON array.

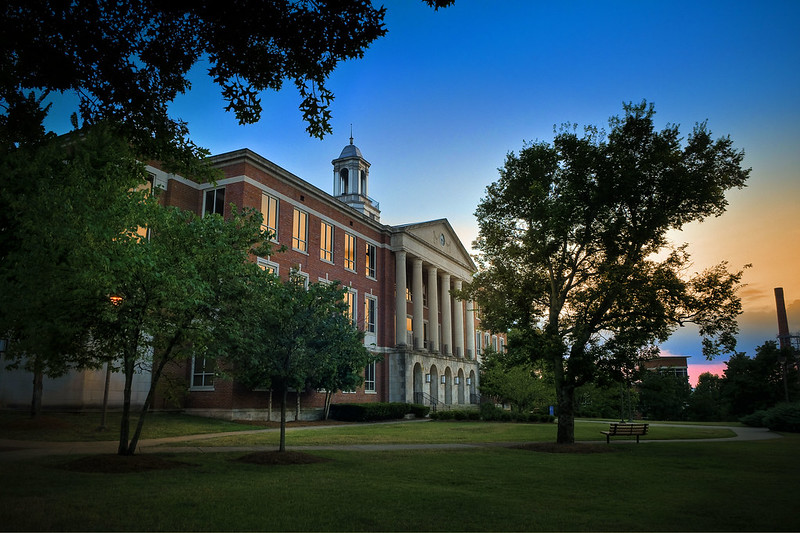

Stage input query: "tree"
[
  {"left": 687, "top": 372, "right": 724, "bottom": 421},
  {"left": 720, "top": 341, "right": 799, "bottom": 418},
  {"left": 220, "top": 274, "right": 372, "bottom": 451},
  {"left": 462, "top": 101, "right": 750, "bottom": 443},
  {"left": 637, "top": 371, "right": 692, "bottom": 421},
  {"left": 479, "top": 347, "right": 555, "bottom": 413},
  {"left": 0, "top": 126, "right": 147, "bottom": 417},
  {"left": 92, "top": 203, "right": 271, "bottom": 455},
  {"left": 1, "top": 1, "right": 452, "bottom": 161}
]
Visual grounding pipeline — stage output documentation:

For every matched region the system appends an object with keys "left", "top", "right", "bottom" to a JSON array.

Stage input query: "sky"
[{"left": 45, "top": 1, "right": 799, "bottom": 386}]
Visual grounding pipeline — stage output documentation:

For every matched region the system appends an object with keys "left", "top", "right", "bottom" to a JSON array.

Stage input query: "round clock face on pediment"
[{"left": 439, "top": 233, "right": 446, "bottom": 246}]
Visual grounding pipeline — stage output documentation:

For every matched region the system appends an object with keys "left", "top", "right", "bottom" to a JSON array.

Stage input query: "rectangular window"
[
  {"left": 364, "top": 361, "right": 376, "bottom": 393},
  {"left": 344, "top": 232, "right": 356, "bottom": 271},
  {"left": 257, "top": 257, "right": 279, "bottom": 275},
  {"left": 204, "top": 187, "right": 225, "bottom": 216},
  {"left": 345, "top": 289, "right": 356, "bottom": 324},
  {"left": 365, "top": 243, "right": 376, "bottom": 278},
  {"left": 364, "top": 295, "right": 377, "bottom": 334},
  {"left": 291, "top": 269, "right": 309, "bottom": 289},
  {"left": 191, "top": 356, "right": 215, "bottom": 389},
  {"left": 423, "top": 282, "right": 428, "bottom": 307},
  {"left": 320, "top": 222, "right": 334, "bottom": 263},
  {"left": 292, "top": 208, "right": 308, "bottom": 252},
  {"left": 261, "top": 193, "right": 279, "bottom": 239},
  {"left": 476, "top": 330, "right": 482, "bottom": 355}
]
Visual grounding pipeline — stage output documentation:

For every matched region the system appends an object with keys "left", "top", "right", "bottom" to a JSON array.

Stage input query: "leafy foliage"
[
  {"left": 637, "top": 371, "right": 692, "bottom": 420},
  {"left": 2, "top": 1, "right": 452, "bottom": 162},
  {"left": 462, "top": 101, "right": 750, "bottom": 443},
  {"left": 218, "top": 274, "right": 373, "bottom": 451},
  {"left": 479, "top": 348, "right": 555, "bottom": 412},
  {"left": 0, "top": 126, "right": 149, "bottom": 415}
]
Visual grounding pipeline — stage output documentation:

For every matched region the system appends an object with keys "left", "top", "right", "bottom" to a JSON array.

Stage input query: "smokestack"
[{"left": 775, "top": 287, "right": 791, "bottom": 350}]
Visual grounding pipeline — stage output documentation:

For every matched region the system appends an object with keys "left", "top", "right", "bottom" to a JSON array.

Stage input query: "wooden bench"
[{"left": 601, "top": 423, "right": 649, "bottom": 443}]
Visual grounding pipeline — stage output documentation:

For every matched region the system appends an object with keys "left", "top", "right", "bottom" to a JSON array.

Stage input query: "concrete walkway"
[{"left": 0, "top": 420, "right": 781, "bottom": 461}]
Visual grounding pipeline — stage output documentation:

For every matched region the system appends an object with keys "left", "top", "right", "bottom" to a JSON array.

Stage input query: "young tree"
[
  {"left": 637, "top": 371, "right": 692, "bottom": 421},
  {"left": 2, "top": 1, "right": 452, "bottom": 160},
  {"left": 0, "top": 126, "right": 147, "bottom": 417},
  {"left": 220, "top": 274, "right": 372, "bottom": 451},
  {"left": 687, "top": 372, "right": 724, "bottom": 421},
  {"left": 92, "top": 205, "right": 271, "bottom": 455},
  {"left": 462, "top": 102, "right": 750, "bottom": 443},
  {"left": 479, "top": 348, "right": 555, "bottom": 413}
]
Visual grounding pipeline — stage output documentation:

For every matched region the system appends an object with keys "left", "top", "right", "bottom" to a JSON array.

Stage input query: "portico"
[{"left": 388, "top": 220, "right": 480, "bottom": 407}]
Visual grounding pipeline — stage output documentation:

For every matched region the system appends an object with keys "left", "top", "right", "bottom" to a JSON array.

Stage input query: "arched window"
[
  {"left": 360, "top": 169, "right": 367, "bottom": 195},
  {"left": 339, "top": 168, "right": 349, "bottom": 193}
]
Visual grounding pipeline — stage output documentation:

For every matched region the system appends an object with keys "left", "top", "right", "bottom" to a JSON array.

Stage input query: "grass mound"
[
  {"left": 234, "top": 451, "right": 331, "bottom": 465},
  {"left": 511, "top": 442, "right": 617, "bottom": 453},
  {"left": 58, "top": 454, "right": 195, "bottom": 473}
]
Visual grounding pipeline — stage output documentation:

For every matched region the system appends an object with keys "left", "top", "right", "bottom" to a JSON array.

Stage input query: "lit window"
[
  {"left": 191, "top": 356, "right": 215, "bottom": 389},
  {"left": 320, "top": 222, "right": 334, "bottom": 263},
  {"left": 365, "top": 243, "right": 376, "bottom": 278},
  {"left": 291, "top": 269, "right": 309, "bottom": 289},
  {"left": 292, "top": 208, "right": 308, "bottom": 252},
  {"left": 345, "top": 289, "right": 356, "bottom": 324},
  {"left": 344, "top": 233, "right": 356, "bottom": 271},
  {"left": 261, "top": 193, "right": 279, "bottom": 240},
  {"left": 364, "top": 296, "right": 377, "bottom": 334},
  {"left": 364, "top": 361, "right": 376, "bottom": 393},
  {"left": 257, "top": 258, "right": 278, "bottom": 275},
  {"left": 204, "top": 187, "right": 225, "bottom": 216}
]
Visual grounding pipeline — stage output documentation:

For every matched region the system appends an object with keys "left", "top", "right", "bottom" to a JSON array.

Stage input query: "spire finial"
[{"left": 349, "top": 124, "right": 354, "bottom": 145}]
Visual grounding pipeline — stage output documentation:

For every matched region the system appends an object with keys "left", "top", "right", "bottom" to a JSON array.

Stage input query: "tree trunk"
[
  {"left": 118, "top": 356, "right": 135, "bottom": 455},
  {"left": 98, "top": 361, "right": 111, "bottom": 431},
  {"left": 279, "top": 385, "right": 288, "bottom": 452},
  {"left": 126, "top": 355, "right": 169, "bottom": 455},
  {"left": 323, "top": 390, "right": 332, "bottom": 420},
  {"left": 30, "top": 366, "right": 43, "bottom": 419},
  {"left": 556, "top": 381, "right": 576, "bottom": 444}
]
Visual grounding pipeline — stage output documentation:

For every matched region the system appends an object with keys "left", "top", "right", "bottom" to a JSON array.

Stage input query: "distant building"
[
  {"left": 641, "top": 356, "right": 689, "bottom": 379},
  {"left": 1, "top": 139, "right": 504, "bottom": 419}
]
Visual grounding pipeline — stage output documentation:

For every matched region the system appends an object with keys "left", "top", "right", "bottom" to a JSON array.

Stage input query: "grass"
[
  {"left": 0, "top": 411, "right": 259, "bottom": 442},
  {"left": 166, "top": 419, "right": 735, "bottom": 447},
  {"left": 1, "top": 436, "right": 798, "bottom": 531}
]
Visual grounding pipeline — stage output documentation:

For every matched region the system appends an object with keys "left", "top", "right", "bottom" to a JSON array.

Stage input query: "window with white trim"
[
  {"left": 261, "top": 193, "right": 279, "bottom": 240},
  {"left": 320, "top": 221, "right": 334, "bottom": 263},
  {"left": 365, "top": 243, "right": 376, "bottom": 278},
  {"left": 344, "top": 232, "right": 356, "bottom": 271},
  {"left": 191, "top": 356, "right": 215, "bottom": 390},
  {"left": 364, "top": 295, "right": 377, "bottom": 334},
  {"left": 257, "top": 257, "right": 279, "bottom": 275},
  {"left": 203, "top": 187, "right": 225, "bottom": 216},
  {"left": 345, "top": 289, "right": 357, "bottom": 325},
  {"left": 292, "top": 208, "right": 308, "bottom": 252},
  {"left": 364, "top": 361, "right": 376, "bottom": 393}
]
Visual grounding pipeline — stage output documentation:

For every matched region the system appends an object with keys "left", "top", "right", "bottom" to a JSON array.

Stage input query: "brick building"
[{"left": 144, "top": 138, "right": 503, "bottom": 420}]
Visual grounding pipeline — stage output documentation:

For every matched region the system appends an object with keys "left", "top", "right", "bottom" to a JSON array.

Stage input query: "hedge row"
[
  {"left": 740, "top": 402, "right": 800, "bottom": 432},
  {"left": 429, "top": 404, "right": 555, "bottom": 423},
  {"left": 329, "top": 402, "right": 430, "bottom": 422}
]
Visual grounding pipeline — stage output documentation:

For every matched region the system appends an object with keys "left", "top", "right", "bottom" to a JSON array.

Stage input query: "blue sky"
[{"left": 45, "top": 1, "right": 800, "bottom": 383}]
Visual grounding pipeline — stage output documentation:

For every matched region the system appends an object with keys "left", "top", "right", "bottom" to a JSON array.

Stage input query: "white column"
[
  {"left": 466, "top": 297, "right": 476, "bottom": 360},
  {"left": 441, "top": 273, "right": 452, "bottom": 355},
  {"left": 412, "top": 258, "right": 424, "bottom": 350},
  {"left": 453, "top": 279, "right": 464, "bottom": 358},
  {"left": 395, "top": 250, "right": 407, "bottom": 346},
  {"left": 427, "top": 267, "right": 439, "bottom": 352}
]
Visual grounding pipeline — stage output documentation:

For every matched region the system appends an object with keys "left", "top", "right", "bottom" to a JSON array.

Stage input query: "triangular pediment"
[{"left": 392, "top": 219, "right": 476, "bottom": 275}]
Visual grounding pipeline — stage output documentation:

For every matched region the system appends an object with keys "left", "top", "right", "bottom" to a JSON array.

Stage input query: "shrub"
[
  {"left": 329, "top": 402, "right": 425, "bottom": 422},
  {"left": 479, "top": 402, "right": 502, "bottom": 421},
  {"left": 409, "top": 403, "right": 430, "bottom": 418},
  {"left": 762, "top": 402, "right": 800, "bottom": 432},
  {"left": 740, "top": 410, "right": 768, "bottom": 427}
]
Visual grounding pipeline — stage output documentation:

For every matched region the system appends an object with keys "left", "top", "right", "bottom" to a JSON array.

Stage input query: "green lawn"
[
  {"left": 1, "top": 435, "right": 798, "bottom": 531},
  {"left": 168, "top": 420, "right": 735, "bottom": 447},
  {"left": 0, "top": 411, "right": 259, "bottom": 441}
]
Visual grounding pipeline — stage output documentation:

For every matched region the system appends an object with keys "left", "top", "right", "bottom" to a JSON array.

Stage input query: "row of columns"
[{"left": 394, "top": 251, "right": 476, "bottom": 358}]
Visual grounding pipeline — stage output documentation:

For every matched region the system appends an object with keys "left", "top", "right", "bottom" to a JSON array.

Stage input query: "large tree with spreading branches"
[{"left": 461, "top": 101, "right": 750, "bottom": 444}]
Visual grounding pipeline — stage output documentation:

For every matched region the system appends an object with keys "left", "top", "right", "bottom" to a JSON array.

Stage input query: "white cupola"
[{"left": 332, "top": 132, "right": 380, "bottom": 221}]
